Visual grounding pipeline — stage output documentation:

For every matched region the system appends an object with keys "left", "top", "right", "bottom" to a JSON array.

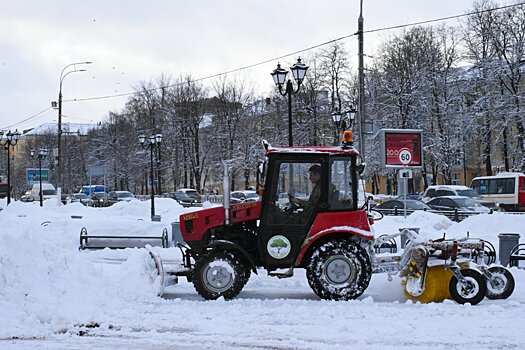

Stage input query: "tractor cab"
[{"left": 257, "top": 140, "right": 364, "bottom": 269}]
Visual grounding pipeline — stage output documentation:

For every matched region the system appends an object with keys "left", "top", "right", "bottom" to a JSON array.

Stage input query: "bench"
[
  {"left": 79, "top": 227, "right": 169, "bottom": 250},
  {"left": 510, "top": 244, "right": 525, "bottom": 268}
]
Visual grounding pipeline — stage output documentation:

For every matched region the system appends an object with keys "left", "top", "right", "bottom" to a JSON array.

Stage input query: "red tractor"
[{"left": 178, "top": 133, "right": 375, "bottom": 300}]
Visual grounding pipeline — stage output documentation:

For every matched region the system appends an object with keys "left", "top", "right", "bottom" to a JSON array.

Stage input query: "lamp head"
[
  {"left": 271, "top": 63, "right": 288, "bottom": 86},
  {"left": 290, "top": 57, "right": 309, "bottom": 84},
  {"left": 138, "top": 134, "right": 146, "bottom": 145}
]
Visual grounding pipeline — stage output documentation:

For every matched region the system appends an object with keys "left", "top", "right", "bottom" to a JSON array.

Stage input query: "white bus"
[{"left": 470, "top": 172, "right": 525, "bottom": 212}]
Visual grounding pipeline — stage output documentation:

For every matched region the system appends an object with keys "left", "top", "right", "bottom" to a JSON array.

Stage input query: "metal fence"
[{"left": 375, "top": 207, "right": 525, "bottom": 222}]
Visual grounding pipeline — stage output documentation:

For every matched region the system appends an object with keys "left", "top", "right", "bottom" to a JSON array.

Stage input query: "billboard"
[
  {"left": 378, "top": 129, "right": 423, "bottom": 169},
  {"left": 26, "top": 168, "right": 50, "bottom": 185}
]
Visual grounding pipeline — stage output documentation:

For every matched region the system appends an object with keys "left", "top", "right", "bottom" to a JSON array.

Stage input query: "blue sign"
[{"left": 26, "top": 168, "right": 50, "bottom": 185}]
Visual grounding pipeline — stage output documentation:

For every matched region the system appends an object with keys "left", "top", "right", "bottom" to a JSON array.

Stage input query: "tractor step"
[{"left": 268, "top": 267, "right": 294, "bottom": 279}]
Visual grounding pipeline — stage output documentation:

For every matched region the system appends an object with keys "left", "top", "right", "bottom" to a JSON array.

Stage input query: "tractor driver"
[
  {"left": 291, "top": 164, "right": 332, "bottom": 210},
  {"left": 291, "top": 164, "right": 352, "bottom": 211}
]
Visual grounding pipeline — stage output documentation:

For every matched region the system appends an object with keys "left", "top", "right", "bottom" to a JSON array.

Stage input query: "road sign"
[
  {"left": 378, "top": 129, "right": 423, "bottom": 169},
  {"left": 398, "top": 148, "right": 412, "bottom": 165},
  {"left": 26, "top": 168, "right": 50, "bottom": 185}
]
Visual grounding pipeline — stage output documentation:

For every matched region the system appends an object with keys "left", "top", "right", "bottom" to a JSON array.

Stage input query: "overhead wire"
[
  {"left": 15, "top": 1, "right": 525, "bottom": 124},
  {"left": 2, "top": 107, "right": 53, "bottom": 130}
]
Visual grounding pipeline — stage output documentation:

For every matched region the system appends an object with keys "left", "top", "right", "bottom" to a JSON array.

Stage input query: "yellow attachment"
[
  {"left": 342, "top": 130, "right": 353, "bottom": 143},
  {"left": 402, "top": 266, "right": 452, "bottom": 303}
]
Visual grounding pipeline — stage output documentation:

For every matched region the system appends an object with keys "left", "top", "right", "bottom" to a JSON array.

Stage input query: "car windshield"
[
  {"left": 454, "top": 198, "right": 480, "bottom": 207},
  {"left": 42, "top": 190, "right": 57, "bottom": 195},
  {"left": 118, "top": 192, "right": 133, "bottom": 198},
  {"left": 457, "top": 189, "right": 479, "bottom": 199},
  {"left": 74, "top": 194, "right": 88, "bottom": 199},
  {"left": 174, "top": 192, "right": 192, "bottom": 200},
  {"left": 246, "top": 192, "right": 259, "bottom": 198},
  {"left": 405, "top": 201, "right": 429, "bottom": 210}
]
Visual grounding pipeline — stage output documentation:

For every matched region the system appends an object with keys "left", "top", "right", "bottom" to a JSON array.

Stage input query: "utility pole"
[{"left": 358, "top": 0, "right": 366, "bottom": 160}]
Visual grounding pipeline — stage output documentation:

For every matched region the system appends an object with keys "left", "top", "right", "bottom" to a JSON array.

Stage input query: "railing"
[
  {"left": 203, "top": 194, "right": 224, "bottom": 203},
  {"left": 373, "top": 207, "right": 524, "bottom": 222}
]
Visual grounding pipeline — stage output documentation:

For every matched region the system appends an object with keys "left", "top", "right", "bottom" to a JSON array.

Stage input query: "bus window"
[{"left": 504, "top": 178, "right": 515, "bottom": 194}]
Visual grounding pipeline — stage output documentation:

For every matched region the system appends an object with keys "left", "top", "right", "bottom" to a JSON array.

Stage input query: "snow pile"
[{"left": 0, "top": 199, "right": 186, "bottom": 338}]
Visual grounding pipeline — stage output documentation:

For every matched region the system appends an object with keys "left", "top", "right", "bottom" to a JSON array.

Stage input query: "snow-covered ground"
[{"left": 1, "top": 198, "right": 524, "bottom": 349}]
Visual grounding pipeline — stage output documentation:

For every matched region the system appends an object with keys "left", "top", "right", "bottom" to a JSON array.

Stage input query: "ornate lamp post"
[
  {"left": 54, "top": 61, "right": 92, "bottom": 190},
  {"left": 30, "top": 148, "right": 48, "bottom": 207},
  {"left": 0, "top": 130, "right": 21, "bottom": 205},
  {"left": 271, "top": 57, "right": 309, "bottom": 146},
  {"left": 139, "top": 133, "right": 162, "bottom": 219},
  {"left": 331, "top": 106, "right": 357, "bottom": 144}
]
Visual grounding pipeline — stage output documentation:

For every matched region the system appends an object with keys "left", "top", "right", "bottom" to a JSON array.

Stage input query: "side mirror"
[{"left": 357, "top": 162, "right": 366, "bottom": 176}]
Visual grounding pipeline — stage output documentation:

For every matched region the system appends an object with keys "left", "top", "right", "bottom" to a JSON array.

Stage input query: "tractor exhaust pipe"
[{"left": 222, "top": 160, "right": 231, "bottom": 225}]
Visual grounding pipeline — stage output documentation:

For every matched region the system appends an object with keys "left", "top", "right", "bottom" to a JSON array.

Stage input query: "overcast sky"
[{"left": 0, "top": 0, "right": 492, "bottom": 132}]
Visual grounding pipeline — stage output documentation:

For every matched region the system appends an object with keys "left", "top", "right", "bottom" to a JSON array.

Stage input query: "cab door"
[{"left": 258, "top": 155, "right": 328, "bottom": 269}]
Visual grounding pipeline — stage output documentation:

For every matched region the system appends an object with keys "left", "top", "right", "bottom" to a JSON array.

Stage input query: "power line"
[
  {"left": 363, "top": 1, "right": 525, "bottom": 34},
  {"left": 23, "top": 1, "right": 525, "bottom": 122},
  {"left": 2, "top": 107, "right": 53, "bottom": 130},
  {"left": 67, "top": 1, "right": 525, "bottom": 104}
]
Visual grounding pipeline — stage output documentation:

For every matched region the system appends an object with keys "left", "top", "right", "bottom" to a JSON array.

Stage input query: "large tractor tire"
[
  {"left": 485, "top": 266, "right": 515, "bottom": 300},
  {"left": 192, "top": 250, "right": 245, "bottom": 300},
  {"left": 403, "top": 265, "right": 452, "bottom": 303},
  {"left": 306, "top": 239, "right": 372, "bottom": 300},
  {"left": 449, "top": 269, "right": 487, "bottom": 305}
]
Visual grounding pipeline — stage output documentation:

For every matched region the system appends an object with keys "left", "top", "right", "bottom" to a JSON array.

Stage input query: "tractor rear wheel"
[
  {"left": 485, "top": 266, "right": 515, "bottom": 300},
  {"left": 449, "top": 269, "right": 487, "bottom": 305},
  {"left": 192, "top": 250, "right": 245, "bottom": 300},
  {"left": 306, "top": 239, "right": 372, "bottom": 300}
]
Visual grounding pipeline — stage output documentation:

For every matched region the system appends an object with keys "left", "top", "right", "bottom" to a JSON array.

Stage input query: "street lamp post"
[
  {"left": 55, "top": 61, "right": 92, "bottom": 190},
  {"left": 139, "top": 133, "right": 162, "bottom": 220},
  {"left": 271, "top": 57, "right": 309, "bottom": 146},
  {"left": 0, "top": 130, "right": 21, "bottom": 205},
  {"left": 30, "top": 148, "right": 48, "bottom": 207}
]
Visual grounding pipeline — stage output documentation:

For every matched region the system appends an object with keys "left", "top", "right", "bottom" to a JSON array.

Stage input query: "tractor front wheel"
[
  {"left": 192, "top": 250, "right": 245, "bottom": 300},
  {"left": 306, "top": 239, "right": 372, "bottom": 300},
  {"left": 449, "top": 269, "right": 487, "bottom": 305}
]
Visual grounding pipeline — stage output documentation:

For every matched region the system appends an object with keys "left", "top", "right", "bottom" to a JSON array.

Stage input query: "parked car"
[
  {"left": 89, "top": 192, "right": 110, "bottom": 207},
  {"left": 69, "top": 193, "right": 89, "bottom": 205},
  {"left": 80, "top": 185, "right": 108, "bottom": 196},
  {"left": 107, "top": 191, "right": 138, "bottom": 205},
  {"left": 177, "top": 188, "right": 202, "bottom": 203},
  {"left": 396, "top": 193, "right": 423, "bottom": 201},
  {"left": 30, "top": 183, "right": 58, "bottom": 202},
  {"left": 422, "top": 185, "right": 480, "bottom": 203},
  {"left": 231, "top": 190, "right": 260, "bottom": 203},
  {"left": 375, "top": 199, "right": 430, "bottom": 211},
  {"left": 426, "top": 196, "right": 490, "bottom": 213},
  {"left": 163, "top": 191, "right": 201, "bottom": 207}
]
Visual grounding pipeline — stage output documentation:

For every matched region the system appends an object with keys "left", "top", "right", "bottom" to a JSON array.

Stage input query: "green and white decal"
[{"left": 267, "top": 235, "right": 291, "bottom": 259}]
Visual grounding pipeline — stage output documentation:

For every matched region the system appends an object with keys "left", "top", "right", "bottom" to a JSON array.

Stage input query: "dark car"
[
  {"left": 375, "top": 199, "right": 430, "bottom": 212},
  {"left": 426, "top": 196, "right": 490, "bottom": 213},
  {"left": 89, "top": 192, "right": 110, "bottom": 207},
  {"left": 163, "top": 191, "right": 202, "bottom": 207}
]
